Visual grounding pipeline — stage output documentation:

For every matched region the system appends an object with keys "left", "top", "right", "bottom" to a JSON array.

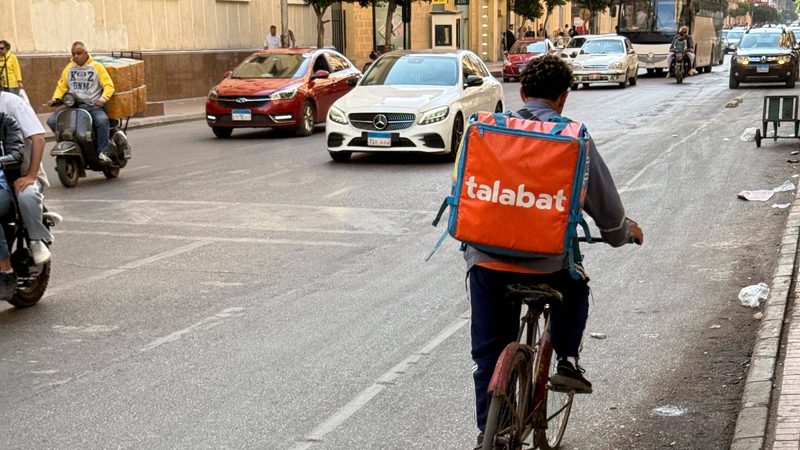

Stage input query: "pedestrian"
[
  {"left": 525, "top": 27, "right": 535, "bottom": 38},
  {"left": 0, "top": 40, "right": 23, "bottom": 96},
  {"left": 0, "top": 91, "right": 52, "bottom": 264},
  {"left": 504, "top": 24, "right": 517, "bottom": 51},
  {"left": 538, "top": 24, "right": 546, "bottom": 38},
  {"left": 265, "top": 25, "right": 281, "bottom": 49},
  {"left": 569, "top": 26, "right": 577, "bottom": 37}
]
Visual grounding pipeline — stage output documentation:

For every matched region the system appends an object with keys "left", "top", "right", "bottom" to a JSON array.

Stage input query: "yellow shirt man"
[{"left": 0, "top": 41, "right": 23, "bottom": 92}]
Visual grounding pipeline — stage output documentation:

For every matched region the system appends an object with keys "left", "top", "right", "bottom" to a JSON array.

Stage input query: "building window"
[{"left": 435, "top": 25, "right": 453, "bottom": 46}]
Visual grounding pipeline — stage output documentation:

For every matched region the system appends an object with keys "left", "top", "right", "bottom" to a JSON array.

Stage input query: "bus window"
[{"left": 655, "top": 0, "right": 677, "bottom": 33}]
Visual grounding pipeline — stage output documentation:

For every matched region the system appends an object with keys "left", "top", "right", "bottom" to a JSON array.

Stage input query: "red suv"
[{"left": 206, "top": 48, "right": 361, "bottom": 138}]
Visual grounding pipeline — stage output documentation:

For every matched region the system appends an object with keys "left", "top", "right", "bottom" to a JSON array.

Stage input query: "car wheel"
[
  {"left": 212, "top": 127, "right": 233, "bottom": 138},
  {"left": 295, "top": 101, "right": 316, "bottom": 136},
  {"left": 630, "top": 70, "right": 638, "bottom": 86},
  {"left": 787, "top": 76, "right": 796, "bottom": 89},
  {"left": 448, "top": 113, "right": 464, "bottom": 162},
  {"left": 503, "top": 77, "right": 510, "bottom": 82},
  {"left": 582, "top": 83, "right": 590, "bottom": 89},
  {"left": 570, "top": 83, "right": 579, "bottom": 90},
  {"left": 329, "top": 151, "right": 352, "bottom": 162},
  {"left": 729, "top": 73, "right": 739, "bottom": 89},
  {"left": 619, "top": 72, "right": 628, "bottom": 88}
]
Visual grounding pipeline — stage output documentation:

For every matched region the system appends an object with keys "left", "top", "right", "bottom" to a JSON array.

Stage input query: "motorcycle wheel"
[
  {"left": 56, "top": 157, "right": 79, "bottom": 188},
  {"left": 676, "top": 65, "right": 684, "bottom": 84},
  {"left": 103, "top": 166, "right": 120, "bottom": 179},
  {"left": 8, "top": 261, "right": 50, "bottom": 308}
]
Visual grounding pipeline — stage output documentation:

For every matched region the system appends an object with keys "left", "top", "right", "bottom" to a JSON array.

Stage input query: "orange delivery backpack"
[{"left": 428, "top": 110, "right": 591, "bottom": 278}]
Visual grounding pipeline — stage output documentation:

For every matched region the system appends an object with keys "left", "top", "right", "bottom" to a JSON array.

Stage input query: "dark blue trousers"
[{"left": 468, "top": 265, "right": 590, "bottom": 432}]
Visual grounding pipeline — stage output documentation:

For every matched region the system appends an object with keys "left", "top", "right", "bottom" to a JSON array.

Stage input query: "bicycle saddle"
[{"left": 504, "top": 283, "right": 563, "bottom": 307}]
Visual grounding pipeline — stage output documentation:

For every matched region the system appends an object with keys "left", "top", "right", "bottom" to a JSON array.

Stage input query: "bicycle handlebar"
[{"left": 578, "top": 235, "right": 641, "bottom": 245}]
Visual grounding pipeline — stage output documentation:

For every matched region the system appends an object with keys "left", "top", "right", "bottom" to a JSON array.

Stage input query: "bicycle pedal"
[{"left": 546, "top": 382, "right": 575, "bottom": 393}]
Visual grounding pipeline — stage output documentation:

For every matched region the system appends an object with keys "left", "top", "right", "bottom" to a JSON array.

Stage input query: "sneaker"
[
  {"left": 97, "top": 152, "right": 112, "bottom": 165},
  {"left": 690, "top": 69, "right": 698, "bottom": 75},
  {"left": 474, "top": 432, "right": 484, "bottom": 450},
  {"left": 549, "top": 359, "right": 593, "bottom": 394},
  {"left": 43, "top": 211, "right": 63, "bottom": 226},
  {"left": 0, "top": 271, "right": 17, "bottom": 301},
  {"left": 30, "top": 240, "right": 51, "bottom": 265}
]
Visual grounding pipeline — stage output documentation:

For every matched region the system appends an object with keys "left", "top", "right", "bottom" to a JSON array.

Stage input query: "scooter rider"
[
  {"left": 0, "top": 91, "right": 53, "bottom": 264},
  {"left": 667, "top": 26, "right": 696, "bottom": 77},
  {"left": 46, "top": 41, "right": 115, "bottom": 164},
  {"left": 0, "top": 112, "right": 26, "bottom": 300}
]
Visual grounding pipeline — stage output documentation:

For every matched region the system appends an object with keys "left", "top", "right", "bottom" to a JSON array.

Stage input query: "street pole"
[{"left": 281, "top": 0, "right": 289, "bottom": 47}]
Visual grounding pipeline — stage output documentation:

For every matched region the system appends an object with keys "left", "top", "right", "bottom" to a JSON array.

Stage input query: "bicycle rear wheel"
[
  {"left": 483, "top": 344, "right": 532, "bottom": 450},
  {"left": 536, "top": 340, "right": 574, "bottom": 449}
]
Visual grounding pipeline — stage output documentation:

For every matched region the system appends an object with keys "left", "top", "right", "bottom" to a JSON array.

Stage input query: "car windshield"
[
  {"left": 361, "top": 55, "right": 458, "bottom": 86},
  {"left": 739, "top": 33, "right": 782, "bottom": 49},
  {"left": 566, "top": 37, "right": 586, "bottom": 48},
  {"left": 231, "top": 53, "right": 309, "bottom": 79},
  {"left": 727, "top": 31, "right": 744, "bottom": 41},
  {"left": 582, "top": 39, "right": 625, "bottom": 54},
  {"left": 510, "top": 41, "right": 547, "bottom": 54}
]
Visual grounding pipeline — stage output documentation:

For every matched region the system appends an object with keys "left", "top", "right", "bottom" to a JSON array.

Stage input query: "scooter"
[
  {"left": 3, "top": 199, "right": 59, "bottom": 308},
  {"left": 670, "top": 51, "right": 691, "bottom": 84},
  {"left": 49, "top": 93, "right": 132, "bottom": 188}
]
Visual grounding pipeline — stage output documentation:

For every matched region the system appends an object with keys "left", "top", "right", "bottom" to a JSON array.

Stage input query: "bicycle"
[{"left": 481, "top": 282, "right": 573, "bottom": 450}]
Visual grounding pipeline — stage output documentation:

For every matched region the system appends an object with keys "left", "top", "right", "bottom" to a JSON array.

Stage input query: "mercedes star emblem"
[
  {"left": 761, "top": 56, "right": 767, "bottom": 63},
  {"left": 648, "top": 52, "right": 654, "bottom": 60},
  {"left": 373, "top": 114, "right": 389, "bottom": 130}
]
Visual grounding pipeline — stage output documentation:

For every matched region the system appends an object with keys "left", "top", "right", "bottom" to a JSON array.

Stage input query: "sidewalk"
[
  {"left": 37, "top": 96, "right": 207, "bottom": 141},
  {"left": 732, "top": 186, "right": 800, "bottom": 450}
]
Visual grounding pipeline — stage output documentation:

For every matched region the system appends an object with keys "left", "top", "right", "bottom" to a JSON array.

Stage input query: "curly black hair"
[{"left": 519, "top": 54, "right": 573, "bottom": 101}]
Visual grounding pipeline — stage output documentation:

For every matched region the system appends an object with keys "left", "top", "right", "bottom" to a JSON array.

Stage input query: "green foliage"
[
  {"left": 730, "top": 2, "right": 750, "bottom": 18},
  {"left": 782, "top": 9, "right": 798, "bottom": 23},
  {"left": 751, "top": 5, "right": 779, "bottom": 24},
  {"left": 543, "top": 0, "right": 568, "bottom": 28},
  {"left": 512, "top": 0, "right": 544, "bottom": 21}
]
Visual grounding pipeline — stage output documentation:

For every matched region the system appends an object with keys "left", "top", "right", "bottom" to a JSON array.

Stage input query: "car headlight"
[
  {"left": 418, "top": 105, "right": 450, "bottom": 125},
  {"left": 608, "top": 62, "right": 623, "bottom": 69},
  {"left": 270, "top": 87, "right": 298, "bottom": 101},
  {"left": 735, "top": 56, "right": 749, "bottom": 65},
  {"left": 208, "top": 88, "right": 219, "bottom": 101},
  {"left": 328, "top": 106, "right": 348, "bottom": 125}
]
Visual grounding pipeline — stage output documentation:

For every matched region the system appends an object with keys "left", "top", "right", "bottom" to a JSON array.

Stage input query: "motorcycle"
[
  {"left": 3, "top": 199, "right": 59, "bottom": 308},
  {"left": 670, "top": 50, "right": 691, "bottom": 84},
  {"left": 49, "top": 93, "right": 132, "bottom": 188}
]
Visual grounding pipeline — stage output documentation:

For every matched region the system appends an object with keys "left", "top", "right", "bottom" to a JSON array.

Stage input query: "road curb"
[
  {"left": 730, "top": 190, "right": 800, "bottom": 450},
  {"left": 43, "top": 112, "right": 205, "bottom": 142}
]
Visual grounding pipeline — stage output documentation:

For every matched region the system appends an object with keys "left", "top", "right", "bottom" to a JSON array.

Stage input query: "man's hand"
[
  {"left": 93, "top": 97, "right": 107, "bottom": 107},
  {"left": 47, "top": 98, "right": 60, "bottom": 107},
  {"left": 627, "top": 219, "right": 644, "bottom": 245},
  {"left": 13, "top": 176, "right": 35, "bottom": 195}
]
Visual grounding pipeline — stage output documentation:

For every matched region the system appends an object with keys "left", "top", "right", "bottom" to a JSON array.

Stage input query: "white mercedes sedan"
[{"left": 325, "top": 50, "right": 504, "bottom": 162}]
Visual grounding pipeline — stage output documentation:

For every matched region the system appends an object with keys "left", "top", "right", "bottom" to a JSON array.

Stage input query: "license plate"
[
  {"left": 757, "top": 64, "right": 769, "bottom": 73},
  {"left": 232, "top": 109, "right": 251, "bottom": 121},
  {"left": 590, "top": 73, "right": 602, "bottom": 80},
  {"left": 367, "top": 132, "right": 391, "bottom": 147}
]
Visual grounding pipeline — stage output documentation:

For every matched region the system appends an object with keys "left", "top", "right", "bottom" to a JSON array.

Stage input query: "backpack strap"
[
  {"left": 516, "top": 108, "right": 571, "bottom": 135},
  {"left": 516, "top": 108, "right": 536, "bottom": 120}
]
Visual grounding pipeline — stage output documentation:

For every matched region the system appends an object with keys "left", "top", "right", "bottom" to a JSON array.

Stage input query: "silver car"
[{"left": 570, "top": 36, "right": 639, "bottom": 89}]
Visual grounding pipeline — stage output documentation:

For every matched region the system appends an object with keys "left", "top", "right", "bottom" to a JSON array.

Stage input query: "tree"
[
  {"left": 512, "top": 0, "right": 544, "bottom": 24},
  {"left": 730, "top": 3, "right": 751, "bottom": 22},
  {"left": 304, "top": 0, "right": 340, "bottom": 48},
  {"left": 543, "top": 0, "right": 568, "bottom": 35},
  {"left": 572, "top": 0, "right": 615, "bottom": 33},
  {"left": 751, "top": 5, "right": 779, "bottom": 24},
  {"left": 781, "top": 9, "right": 798, "bottom": 23}
]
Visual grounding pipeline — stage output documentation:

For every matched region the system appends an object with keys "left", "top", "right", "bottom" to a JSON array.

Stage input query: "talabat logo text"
[{"left": 464, "top": 176, "right": 567, "bottom": 211}]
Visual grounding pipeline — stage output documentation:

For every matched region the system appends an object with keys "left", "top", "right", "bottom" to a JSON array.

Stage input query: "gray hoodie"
[{"left": 464, "top": 99, "right": 631, "bottom": 274}]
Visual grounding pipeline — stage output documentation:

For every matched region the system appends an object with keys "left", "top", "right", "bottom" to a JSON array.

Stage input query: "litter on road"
[
  {"left": 738, "top": 190, "right": 774, "bottom": 201},
  {"left": 738, "top": 282, "right": 769, "bottom": 308},
  {"left": 772, "top": 203, "right": 791, "bottom": 209},
  {"left": 740, "top": 127, "right": 758, "bottom": 142},
  {"left": 773, "top": 180, "right": 796, "bottom": 192},
  {"left": 589, "top": 332, "right": 608, "bottom": 339}
]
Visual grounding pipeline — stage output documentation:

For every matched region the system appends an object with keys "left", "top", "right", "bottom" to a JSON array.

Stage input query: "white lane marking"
[
  {"left": 54, "top": 230, "right": 363, "bottom": 248},
  {"left": 228, "top": 168, "right": 291, "bottom": 185},
  {"left": 41, "top": 241, "right": 210, "bottom": 300},
  {"left": 123, "top": 165, "right": 151, "bottom": 173},
  {"left": 140, "top": 307, "right": 245, "bottom": 352},
  {"left": 323, "top": 186, "right": 356, "bottom": 199},
  {"left": 617, "top": 113, "right": 715, "bottom": 194},
  {"left": 59, "top": 217, "right": 405, "bottom": 236},
  {"left": 47, "top": 198, "right": 432, "bottom": 215},
  {"left": 289, "top": 315, "right": 469, "bottom": 449}
]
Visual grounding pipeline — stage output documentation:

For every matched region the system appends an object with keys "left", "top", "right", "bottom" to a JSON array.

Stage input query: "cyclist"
[{"left": 468, "top": 54, "right": 643, "bottom": 448}]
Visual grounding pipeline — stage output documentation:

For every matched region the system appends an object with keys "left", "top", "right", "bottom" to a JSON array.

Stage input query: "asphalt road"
[{"left": 1, "top": 61, "right": 796, "bottom": 449}]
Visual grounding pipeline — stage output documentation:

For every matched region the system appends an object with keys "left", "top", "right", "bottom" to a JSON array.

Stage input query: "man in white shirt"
[
  {"left": 265, "top": 25, "right": 282, "bottom": 49},
  {"left": 0, "top": 91, "right": 53, "bottom": 264}
]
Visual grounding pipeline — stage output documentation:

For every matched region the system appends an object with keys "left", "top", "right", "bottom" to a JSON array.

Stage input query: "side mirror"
[
  {"left": 223, "top": 70, "right": 233, "bottom": 78},
  {"left": 572, "top": 51, "right": 579, "bottom": 57},
  {"left": 311, "top": 70, "right": 330, "bottom": 80},
  {"left": 465, "top": 75, "right": 484, "bottom": 87},
  {"left": 346, "top": 76, "right": 359, "bottom": 87}
]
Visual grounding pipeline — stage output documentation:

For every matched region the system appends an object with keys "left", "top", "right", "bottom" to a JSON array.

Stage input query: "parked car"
[
  {"left": 723, "top": 29, "right": 746, "bottom": 53},
  {"left": 503, "top": 38, "right": 557, "bottom": 81},
  {"left": 570, "top": 36, "right": 639, "bottom": 88},
  {"left": 558, "top": 34, "right": 608, "bottom": 63},
  {"left": 730, "top": 28, "right": 797, "bottom": 88},
  {"left": 325, "top": 50, "right": 504, "bottom": 162},
  {"left": 205, "top": 48, "right": 361, "bottom": 138}
]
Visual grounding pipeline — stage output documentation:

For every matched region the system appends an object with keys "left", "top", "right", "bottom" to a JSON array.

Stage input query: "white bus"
[{"left": 614, "top": 0, "right": 726, "bottom": 74}]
